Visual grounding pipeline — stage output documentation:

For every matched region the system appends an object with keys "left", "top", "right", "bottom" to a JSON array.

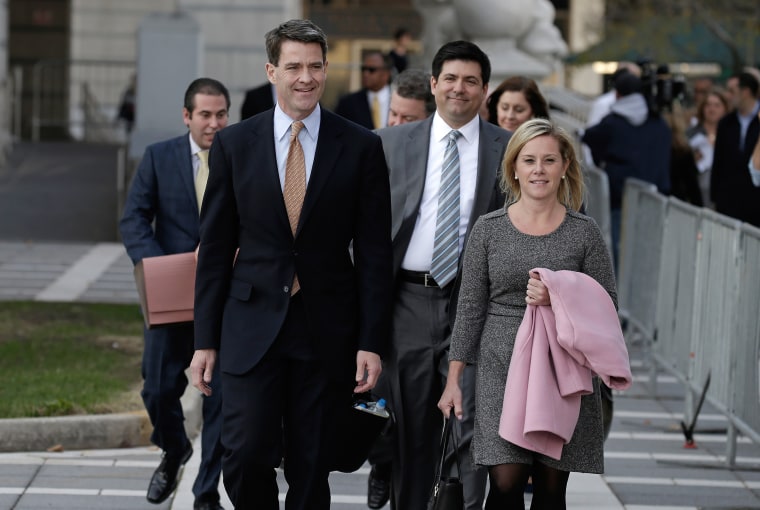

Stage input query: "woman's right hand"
[{"left": 438, "top": 380, "right": 463, "bottom": 420}]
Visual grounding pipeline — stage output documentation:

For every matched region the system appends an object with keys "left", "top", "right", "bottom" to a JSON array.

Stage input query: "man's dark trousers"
[{"left": 141, "top": 322, "right": 223, "bottom": 501}]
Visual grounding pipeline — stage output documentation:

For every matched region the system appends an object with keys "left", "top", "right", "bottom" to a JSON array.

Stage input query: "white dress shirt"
[
  {"left": 368, "top": 85, "right": 391, "bottom": 129},
  {"left": 749, "top": 163, "right": 760, "bottom": 187},
  {"left": 402, "top": 112, "right": 480, "bottom": 272},
  {"left": 189, "top": 134, "right": 204, "bottom": 179},
  {"left": 273, "top": 104, "right": 321, "bottom": 189},
  {"left": 740, "top": 101, "right": 760, "bottom": 186}
]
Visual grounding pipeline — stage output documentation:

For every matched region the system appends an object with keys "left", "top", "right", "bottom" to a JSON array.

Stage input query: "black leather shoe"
[
  {"left": 146, "top": 443, "right": 193, "bottom": 504},
  {"left": 193, "top": 500, "right": 224, "bottom": 510},
  {"left": 367, "top": 467, "right": 390, "bottom": 509}
]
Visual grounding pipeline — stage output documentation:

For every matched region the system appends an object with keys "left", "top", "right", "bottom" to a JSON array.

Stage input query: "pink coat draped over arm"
[{"left": 498, "top": 268, "right": 632, "bottom": 460}]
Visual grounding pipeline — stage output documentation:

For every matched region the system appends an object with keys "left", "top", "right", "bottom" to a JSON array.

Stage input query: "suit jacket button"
[{"left": 283, "top": 286, "right": 289, "bottom": 293}]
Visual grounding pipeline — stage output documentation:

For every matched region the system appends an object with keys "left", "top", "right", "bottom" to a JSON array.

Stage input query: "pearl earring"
[{"left": 561, "top": 175, "right": 566, "bottom": 179}]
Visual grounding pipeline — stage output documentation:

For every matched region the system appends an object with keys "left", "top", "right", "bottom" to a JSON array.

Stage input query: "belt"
[{"left": 399, "top": 269, "right": 440, "bottom": 288}]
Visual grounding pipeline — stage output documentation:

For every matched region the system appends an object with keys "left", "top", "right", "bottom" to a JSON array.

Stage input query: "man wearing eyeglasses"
[{"left": 335, "top": 51, "right": 392, "bottom": 129}]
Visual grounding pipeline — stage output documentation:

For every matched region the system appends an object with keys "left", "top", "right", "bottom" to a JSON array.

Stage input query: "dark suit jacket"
[
  {"left": 377, "top": 116, "right": 510, "bottom": 326},
  {"left": 240, "top": 83, "right": 275, "bottom": 120},
  {"left": 710, "top": 110, "right": 760, "bottom": 226},
  {"left": 194, "top": 108, "right": 394, "bottom": 377},
  {"left": 335, "top": 89, "right": 374, "bottom": 130},
  {"left": 120, "top": 134, "right": 200, "bottom": 263}
]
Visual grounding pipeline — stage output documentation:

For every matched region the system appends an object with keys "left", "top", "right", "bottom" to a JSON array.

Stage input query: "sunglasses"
[{"left": 361, "top": 66, "right": 383, "bottom": 73}]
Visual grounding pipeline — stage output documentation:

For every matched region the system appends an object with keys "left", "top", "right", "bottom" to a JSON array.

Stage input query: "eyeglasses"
[{"left": 361, "top": 66, "right": 381, "bottom": 73}]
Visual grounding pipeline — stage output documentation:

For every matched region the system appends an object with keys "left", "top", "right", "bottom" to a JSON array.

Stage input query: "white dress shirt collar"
[
  {"left": 188, "top": 134, "right": 205, "bottom": 177},
  {"left": 368, "top": 85, "right": 390, "bottom": 103},
  {"left": 273, "top": 103, "right": 321, "bottom": 189},
  {"left": 368, "top": 85, "right": 391, "bottom": 128},
  {"left": 431, "top": 111, "right": 480, "bottom": 146},
  {"left": 188, "top": 133, "right": 203, "bottom": 157},
  {"left": 274, "top": 103, "right": 321, "bottom": 144}
]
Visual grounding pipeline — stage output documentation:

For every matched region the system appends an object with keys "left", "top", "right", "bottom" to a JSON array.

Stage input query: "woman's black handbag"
[{"left": 428, "top": 417, "right": 464, "bottom": 510}]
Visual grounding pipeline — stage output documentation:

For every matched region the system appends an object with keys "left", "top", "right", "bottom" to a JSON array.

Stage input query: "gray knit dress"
[{"left": 449, "top": 207, "right": 617, "bottom": 473}]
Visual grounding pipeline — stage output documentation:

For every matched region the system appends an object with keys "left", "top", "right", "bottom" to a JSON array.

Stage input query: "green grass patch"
[{"left": 0, "top": 302, "right": 145, "bottom": 418}]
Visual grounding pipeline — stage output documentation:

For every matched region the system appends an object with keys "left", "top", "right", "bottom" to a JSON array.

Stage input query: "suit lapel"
[
  {"left": 247, "top": 113, "right": 292, "bottom": 234},
  {"left": 174, "top": 135, "right": 198, "bottom": 215},
  {"left": 297, "top": 110, "right": 342, "bottom": 237},
  {"left": 403, "top": 117, "right": 433, "bottom": 228},
  {"left": 466, "top": 120, "right": 507, "bottom": 236},
  {"left": 389, "top": 118, "right": 432, "bottom": 271}
]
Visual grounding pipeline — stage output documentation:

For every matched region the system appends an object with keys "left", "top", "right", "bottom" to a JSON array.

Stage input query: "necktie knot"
[
  {"left": 447, "top": 130, "right": 462, "bottom": 146},
  {"left": 291, "top": 121, "right": 304, "bottom": 140},
  {"left": 197, "top": 150, "right": 209, "bottom": 165}
]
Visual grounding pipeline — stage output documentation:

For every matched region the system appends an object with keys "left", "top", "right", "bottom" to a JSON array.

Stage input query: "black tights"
[{"left": 484, "top": 463, "right": 569, "bottom": 510}]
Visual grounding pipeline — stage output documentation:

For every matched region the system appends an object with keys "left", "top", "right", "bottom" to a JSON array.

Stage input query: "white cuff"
[{"left": 750, "top": 161, "right": 760, "bottom": 187}]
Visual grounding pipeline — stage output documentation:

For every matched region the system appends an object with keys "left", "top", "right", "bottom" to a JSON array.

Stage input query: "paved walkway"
[
  {"left": 3, "top": 240, "right": 760, "bottom": 509},
  {"left": 0, "top": 241, "right": 136, "bottom": 304}
]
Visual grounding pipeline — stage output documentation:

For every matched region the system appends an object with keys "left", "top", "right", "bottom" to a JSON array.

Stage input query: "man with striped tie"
[{"left": 375, "top": 41, "right": 511, "bottom": 510}]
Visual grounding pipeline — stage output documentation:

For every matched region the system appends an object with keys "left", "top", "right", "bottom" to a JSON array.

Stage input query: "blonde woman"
[{"left": 439, "top": 119, "right": 616, "bottom": 509}]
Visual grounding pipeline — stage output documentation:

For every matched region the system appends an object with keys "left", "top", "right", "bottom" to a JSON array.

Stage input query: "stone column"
[{"left": 413, "top": 0, "right": 567, "bottom": 86}]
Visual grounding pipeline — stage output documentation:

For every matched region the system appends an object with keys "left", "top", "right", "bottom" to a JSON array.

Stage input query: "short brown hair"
[{"left": 265, "top": 19, "right": 328, "bottom": 66}]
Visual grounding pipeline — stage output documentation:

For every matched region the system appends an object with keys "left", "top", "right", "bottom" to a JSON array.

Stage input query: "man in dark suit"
[
  {"left": 711, "top": 71, "right": 760, "bottom": 227},
  {"left": 240, "top": 81, "right": 275, "bottom": 120},
  {"left": 190, "top": 19, "right": 393, "bottom": 510},
  {"left": 375, "top": 41, "right": 510, "bottom": 510},
  {"left": 335, "top": 51, "right": 392, "bottom": 129},
  {"left": 119, "top": 78, "right": 229, "bottom": 510}
]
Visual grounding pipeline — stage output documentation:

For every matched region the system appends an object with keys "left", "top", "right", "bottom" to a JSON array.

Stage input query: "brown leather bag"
[{"left": 133, "top": 252, "right": 196, "bottom": 329}]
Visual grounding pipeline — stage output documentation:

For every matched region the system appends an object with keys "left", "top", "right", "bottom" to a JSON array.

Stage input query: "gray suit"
[{"left": 376, "top": 116, "right": 510, "bottom": 509}]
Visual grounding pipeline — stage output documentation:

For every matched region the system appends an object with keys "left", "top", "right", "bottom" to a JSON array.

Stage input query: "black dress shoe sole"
[
  {"left": 367, "top": 475, "right": 390, "bottom": 509},
  {"left": 193, "top": 503, "right": 224, "bottom": 510}
]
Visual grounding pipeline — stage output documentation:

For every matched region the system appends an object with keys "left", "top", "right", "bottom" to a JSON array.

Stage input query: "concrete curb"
[{"left": 0, "top": 376, "right": 202, "bottom": 453}]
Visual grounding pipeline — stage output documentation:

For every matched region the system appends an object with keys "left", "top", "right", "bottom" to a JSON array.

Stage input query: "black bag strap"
[{"left": 434, "top": 417, "right": 461, "bottom": 480}]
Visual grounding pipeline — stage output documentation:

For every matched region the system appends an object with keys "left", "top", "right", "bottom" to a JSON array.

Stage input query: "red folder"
[{"left": 133, "top": 252, "right": 196, "bottom": 329}]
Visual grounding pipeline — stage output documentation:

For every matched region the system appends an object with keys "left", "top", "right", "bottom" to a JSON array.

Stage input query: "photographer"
[{"left": 583, "top": 71, "right": 671, "bottom": 268}]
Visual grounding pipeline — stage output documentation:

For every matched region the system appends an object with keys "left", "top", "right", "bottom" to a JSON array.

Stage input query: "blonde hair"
[{"left": 500, "top": 118, "right": 584, "bottom": 211}]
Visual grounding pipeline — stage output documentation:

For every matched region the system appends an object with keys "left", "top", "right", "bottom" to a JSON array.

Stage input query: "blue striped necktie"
[{"left": 430, "top": 130, "right": 462, "bottom": 287}]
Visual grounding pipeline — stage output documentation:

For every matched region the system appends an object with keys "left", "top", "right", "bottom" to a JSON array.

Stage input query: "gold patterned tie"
[
  {"left": 371, "top": 94, "right": 382, "bottom": 129},
  {"left": 195, "top": 150, "right": 209, "bottom": 211},
  {"left": 283, "top": 121, "right": 306, "bottom": 294}
]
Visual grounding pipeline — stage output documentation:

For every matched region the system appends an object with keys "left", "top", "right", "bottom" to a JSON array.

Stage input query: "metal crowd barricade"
[
  {"left": 721, "top": 222, "right": 760, "bottom": 464},
  {"left": 650, "top": 198, "right": 702, "bottom": 393},
  {"left": 581, "top": 164, "right": 612, "bottom": 257},
  {"left": 687, "top": 210, "right": 742, "bottom": 424},
  {"left": 617, "top": 179, "right": 665, "bottom": 342},
  {"left": 621, "top": 187, "right": 760, "bottom": 466}
]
